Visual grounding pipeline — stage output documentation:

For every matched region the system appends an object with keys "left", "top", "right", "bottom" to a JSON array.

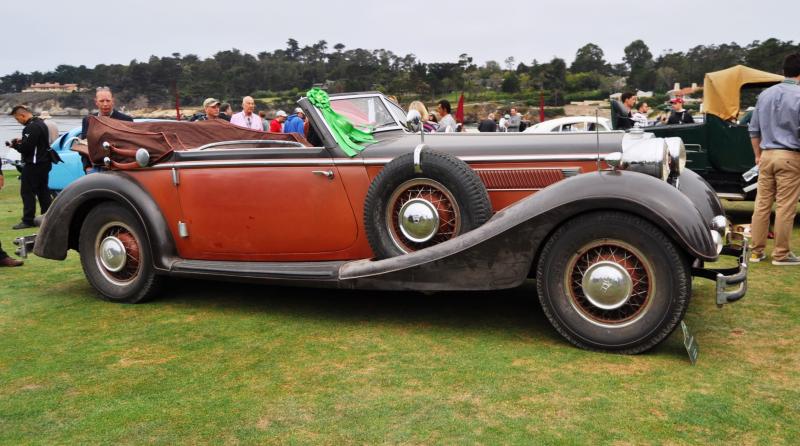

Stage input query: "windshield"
[
  {"left": 386, "top": 100, "right": 408, "bottom": 124},
  {"left": 330, "top": 96, "right": 399, "bottom": 130}
]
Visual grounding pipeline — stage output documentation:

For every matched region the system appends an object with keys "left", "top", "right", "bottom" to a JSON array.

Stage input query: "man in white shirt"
[
  {"left": 632, "top": 102, "right": 651, "bottom": 128},
  {"left": 230, "top": 96, "right": 263, "bottom": 130}
]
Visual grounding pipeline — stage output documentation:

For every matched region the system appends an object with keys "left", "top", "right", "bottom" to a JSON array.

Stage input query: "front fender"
[
  {"left": 33, "top": 172, "right": 177, "bottom": 270},
  {"left": 340, "top": 170, "right": 717, "bottom": 291},
  {"left": 676, "top": 168, "right": 724, "bottom": 223}
]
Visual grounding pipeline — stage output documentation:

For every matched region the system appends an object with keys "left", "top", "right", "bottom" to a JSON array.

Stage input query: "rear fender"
[{"left": 33, "top": 172, "right": 177, "bottom": 270}]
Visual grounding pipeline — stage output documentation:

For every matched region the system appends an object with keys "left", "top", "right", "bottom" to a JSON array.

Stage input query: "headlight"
[
  {"left": 710, "top": 215, "right": 727, "bottom": 232},
  {"left": 665, "top": 137, "right": 686, "bottom": 177},
  {"left": 614, "top": 135, "right": 670, "bottom": 181}
]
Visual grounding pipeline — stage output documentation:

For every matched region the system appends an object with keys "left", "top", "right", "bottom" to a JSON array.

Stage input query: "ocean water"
[{"left": 1, "top": 115, "right": 83, "bottom": 167}]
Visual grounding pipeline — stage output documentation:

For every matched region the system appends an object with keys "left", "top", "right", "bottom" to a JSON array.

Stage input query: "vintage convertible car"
[
  {"left": 18, "top": 90, "right": 749, "bottom": 354},
  {"left": 523, "top": 116, "right": 612, "bottom": 133}
]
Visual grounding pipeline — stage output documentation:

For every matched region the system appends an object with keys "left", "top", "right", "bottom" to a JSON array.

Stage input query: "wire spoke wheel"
[
  {"left": 364, "top": 149, "right": 491, "bottom": 259},
  {"left": 79, "top": 203, "right": 161, "bottom": 303},
  {"left": 94, "top": 221, "right": 142, "bottom": 285},
  {"left": 566, "top": 240, "right": 654, "bottom": 328},
  {"left": 386, "top": 178, "right": 461, "bottom": 253},
  {"left": 536, "top": 212, "right": 690, "bottom": 354}
]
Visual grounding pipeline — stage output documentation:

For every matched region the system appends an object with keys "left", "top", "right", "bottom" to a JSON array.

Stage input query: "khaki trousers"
[{"left": 750, "top": 149, "right": 800, "bottom": 260}]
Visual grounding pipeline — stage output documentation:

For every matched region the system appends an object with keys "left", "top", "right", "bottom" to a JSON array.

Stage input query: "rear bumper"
[
  {"left": 13, "top": 234, "right": 36, "bottom": 259},
  {"left": 691, "top": 235, "right": 749, "bottom": 306}
]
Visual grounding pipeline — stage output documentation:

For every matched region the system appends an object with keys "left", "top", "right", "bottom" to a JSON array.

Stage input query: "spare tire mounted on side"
[{"left": 364, "top": 149, "right": 492, "bottom": 259}]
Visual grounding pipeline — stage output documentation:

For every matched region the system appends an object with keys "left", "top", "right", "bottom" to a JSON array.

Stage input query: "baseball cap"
[
  {"left": 203, "top": 98, "right": 220, "bottom": 107},
  {"left": 669, "top": 97, "right": 684, "bottom": 104},
  {"left": 8, "top": 104, "right": 30, "bottom": 115},
  {"left": 294, "top": 107, "right": 303, "bottom": 114},
  {"left": 276, "top": 110, "right": 287, "bottom": 117}
]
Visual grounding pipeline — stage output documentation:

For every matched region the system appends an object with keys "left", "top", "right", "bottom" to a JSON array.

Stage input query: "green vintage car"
[{"left": 644, "top": 65, "right": 783, "bottom": 199}]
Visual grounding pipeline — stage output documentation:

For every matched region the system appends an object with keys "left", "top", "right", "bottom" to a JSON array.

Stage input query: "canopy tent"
[{"left": 702, "top": 65, "right": 784, "bottom": 121}]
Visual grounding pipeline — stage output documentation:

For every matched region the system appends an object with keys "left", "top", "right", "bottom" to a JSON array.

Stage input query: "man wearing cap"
[
  {"left": 748, "top": 52, "right": 800, "bottom": 266},
  {"left": 231, "top": 96, "right": 263, "bottom": 131},
  {"left": 283, "top": 107, "right": 305, "bottom": 135},
  {"left": 269, "top": 110, "right": 287, "bottom": 133},
  {"left": 666, "top": 97, "right": 694, "bottom": 125},
  {"left": 191, "top": 98, "right": 222, "bottom": 121},
  {"left": 7, "top": 105, "right": 53, "bottom": 230}
]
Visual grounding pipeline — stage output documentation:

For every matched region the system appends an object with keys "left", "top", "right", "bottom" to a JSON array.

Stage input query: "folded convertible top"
[{"left": 86, "top": 116, "right": 311, "bottom": 166}]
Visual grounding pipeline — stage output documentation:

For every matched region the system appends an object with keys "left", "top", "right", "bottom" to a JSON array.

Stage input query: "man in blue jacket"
[{"left": 283, "top": 107, "right": 306, "bottom": 135}]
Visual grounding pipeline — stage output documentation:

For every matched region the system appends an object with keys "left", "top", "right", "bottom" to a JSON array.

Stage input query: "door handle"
[{"left": 312, "top": 170, "right": 335, "bottom": 179}]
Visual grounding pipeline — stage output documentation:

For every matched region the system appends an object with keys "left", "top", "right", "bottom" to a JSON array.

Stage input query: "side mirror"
[
  {"left": 406, "top": 110, "right": 421, "bottom": 133},
  {"left": 135, "top": 148, "right": 150, "bottom": 168}
]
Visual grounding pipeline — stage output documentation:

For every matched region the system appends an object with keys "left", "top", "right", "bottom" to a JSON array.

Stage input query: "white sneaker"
[{"left": 772, "top": 253, "right": 800, "bottom": 266}]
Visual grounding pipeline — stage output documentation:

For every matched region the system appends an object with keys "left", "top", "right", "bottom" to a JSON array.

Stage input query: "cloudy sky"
[{"left": 2, "top": 0, "right": 795, "bottom": 76}]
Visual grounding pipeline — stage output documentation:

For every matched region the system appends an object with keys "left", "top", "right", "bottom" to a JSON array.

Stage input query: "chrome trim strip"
[
  {"left": 472, "top": 166, "right": 581, "bottom": 172},
  {"left": 196, "top": 140, "right": 306, "bottom": 151},
  {"left": 717, "top": 192, "right": 746, "bottom": 200},
  {"left": 684, "top": 143, "right": 703, "bottom": 153},
  {"left": 363, "top": 153, "right": 610, "bottom": 165},
  {"left": 146, "top": 155, "right": 603, "bottom": 170},
  {"left": 486, "top": 188, "right": 543, "bottom": 192},
  {"left": 462, "top": 153, "right": 609, "bottom": 162},
  {"left": 333, "top": 158, "right": 367, "bottom": 165},
  {"left": 148, "top": 159, "right": 337, "bottom": 169}
]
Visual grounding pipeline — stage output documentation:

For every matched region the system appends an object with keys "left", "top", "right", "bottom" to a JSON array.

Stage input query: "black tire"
[
  {"left": 364, "top": 149, "right": 492, "bottom": 259},
  {"left": 78, "top": 202, "right": 161, "bottom": 303},
  {"left": 536, "top": 211, "right": 690, "bottom": 354}
]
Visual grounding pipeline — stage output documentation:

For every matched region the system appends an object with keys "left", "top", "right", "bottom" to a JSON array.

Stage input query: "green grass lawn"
[{"left": 1, "top": 170, "right": 799, "bottom": 445}]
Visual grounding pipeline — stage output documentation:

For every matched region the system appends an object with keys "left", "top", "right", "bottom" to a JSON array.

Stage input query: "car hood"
[{"left": 359, "top": 131, "right": 625, "bottom": 160}]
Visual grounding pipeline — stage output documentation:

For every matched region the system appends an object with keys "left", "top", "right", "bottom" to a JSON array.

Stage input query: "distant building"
[{"left": 23, "top": 82, "right": 79, "bottom": 93}]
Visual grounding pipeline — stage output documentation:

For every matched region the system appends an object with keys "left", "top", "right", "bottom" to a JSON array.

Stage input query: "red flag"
[
  {"left": 539, "top": 90, "right": 545, "bottom": 123},
  {"left": 455, "top": 92, "right": 465, "bottom": 124}
]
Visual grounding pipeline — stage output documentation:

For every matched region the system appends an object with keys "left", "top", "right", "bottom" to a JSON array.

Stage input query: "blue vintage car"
[{"left": 48, "top": 127, "right": 86, "bottom": 192}]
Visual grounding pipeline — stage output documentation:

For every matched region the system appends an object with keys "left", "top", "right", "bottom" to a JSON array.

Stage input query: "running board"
[{"left": 170, "top": 259, "right": 345, "bottom": 281}]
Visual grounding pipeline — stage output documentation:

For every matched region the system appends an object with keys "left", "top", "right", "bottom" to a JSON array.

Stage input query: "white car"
[{"left": 524, "top": 116, "right": 612, "bottom": 133}]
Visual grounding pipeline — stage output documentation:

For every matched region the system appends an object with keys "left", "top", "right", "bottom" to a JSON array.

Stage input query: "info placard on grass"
[{"left": 681, "top": 320, "right": 699, "bottom": 365}]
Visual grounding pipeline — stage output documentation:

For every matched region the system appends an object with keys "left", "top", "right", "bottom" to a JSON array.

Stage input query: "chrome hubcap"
[
  {"left": 387, "top": 178, "right": 460, "bottom": 253},
  {"left": 567, "top": 240, "right": 654, "bottom": 327},
  {"left": 581, "top": 261, "right": 633, "bottom": 310},
  {"left": 398, "top": 198, "right": 440, "bottom": 243},
  {"left": 99, "top": 236, "right": 127, "bottom": 272}
]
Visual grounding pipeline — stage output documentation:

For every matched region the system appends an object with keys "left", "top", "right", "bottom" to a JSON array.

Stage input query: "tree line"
[{"left": 1, "top": 38, "right": 797, "bottom": 108}]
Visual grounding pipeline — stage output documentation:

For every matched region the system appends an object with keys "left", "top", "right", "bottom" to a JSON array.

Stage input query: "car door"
[{"left": 171, "top": 146, "right": 359, "bottom": 260}]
